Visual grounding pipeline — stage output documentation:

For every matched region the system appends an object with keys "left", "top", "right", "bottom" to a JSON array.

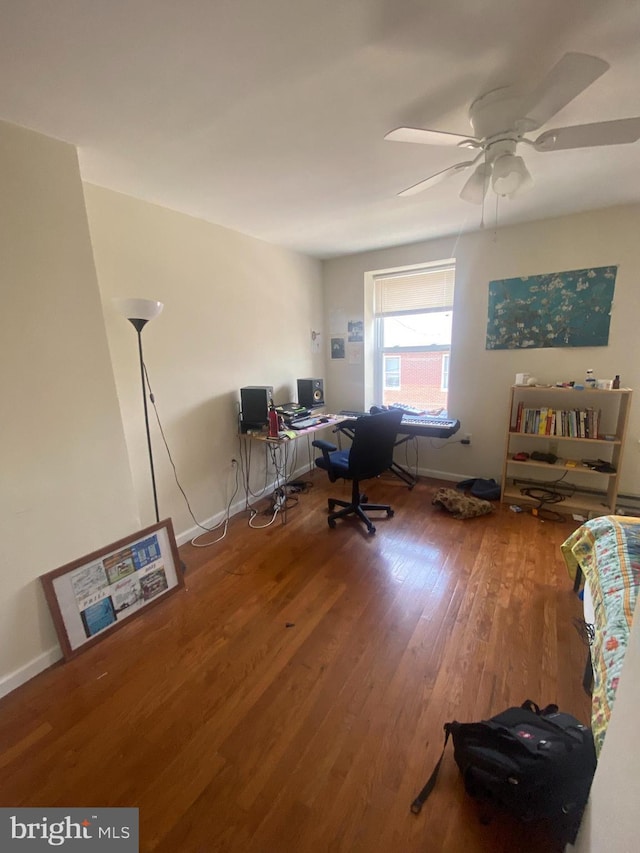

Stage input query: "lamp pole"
[
  {"left": 114, "top": 298, "right": 164, "bottom": 525},
  {"left": 131, "top": 319, "right": 159, "bottom": 523}
]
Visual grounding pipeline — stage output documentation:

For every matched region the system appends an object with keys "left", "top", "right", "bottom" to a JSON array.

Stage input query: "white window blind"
[{"left": 373, "top": 265, "right": 455, "bottom": 315}]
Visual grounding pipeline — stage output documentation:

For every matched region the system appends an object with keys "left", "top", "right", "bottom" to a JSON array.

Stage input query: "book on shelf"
[{"left": 513, "top": 406, "right": 602, "bottom": 438}]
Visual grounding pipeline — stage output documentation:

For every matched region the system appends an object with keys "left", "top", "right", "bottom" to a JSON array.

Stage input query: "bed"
[{"left": 561, "top": 515, "right": 640, "bottom": 756}]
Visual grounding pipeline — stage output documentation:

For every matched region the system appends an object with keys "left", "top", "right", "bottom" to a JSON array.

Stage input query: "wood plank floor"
[{"left": 0, "top": 472, "right": 590, "bottom": 852}]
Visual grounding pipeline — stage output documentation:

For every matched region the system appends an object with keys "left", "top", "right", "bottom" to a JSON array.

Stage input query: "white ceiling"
[{"left": 1, "top": 0, "right": 639, "bottom": 259}]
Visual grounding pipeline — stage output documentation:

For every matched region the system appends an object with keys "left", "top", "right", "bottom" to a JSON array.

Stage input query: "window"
[
  {"left": 384, "top": 355, "right": 401, "bottom": 389},
  {"left": 372, "top": 261, "right": 455, "bottom": 414},
  {"left": 441, "top": 353, "right": 450, "bottom": 391}
]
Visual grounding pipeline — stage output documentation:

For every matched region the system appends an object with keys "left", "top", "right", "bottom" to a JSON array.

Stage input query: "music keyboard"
[
  {"left": 338, "top": 412, "right": 460, "bottom": 439},
  {"left": 399, "top": 415, "right": 460, "bottom": 439}
]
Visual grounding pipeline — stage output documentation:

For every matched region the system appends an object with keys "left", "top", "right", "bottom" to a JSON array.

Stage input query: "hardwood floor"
[{"left": 0, "top": 472, "right": 590, "bottom": 852}]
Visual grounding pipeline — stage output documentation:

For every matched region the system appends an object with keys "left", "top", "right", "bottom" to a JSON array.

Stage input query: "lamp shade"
[
  {"left": 113, "top": 297, "right": 164, "bottom": 322},
  {"left": 491, "top": 154, "right": 531, "bottom": 196},
  {"left": 459, "top": 162, "right": 493, "bottom": 204}
]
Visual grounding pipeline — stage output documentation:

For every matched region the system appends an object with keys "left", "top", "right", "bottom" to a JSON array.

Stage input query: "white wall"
[
  {"left": 322, "top": 205, "right": 640, "bottom": 495},
  {"left": 571, "top": 602, "right": 640, "bottom": 852},
  {"left": 83, "top": 185, "right": 324, "bottom": 539},
  {"left": 0, "top": 121, "right": 138, "bottom": 692}
]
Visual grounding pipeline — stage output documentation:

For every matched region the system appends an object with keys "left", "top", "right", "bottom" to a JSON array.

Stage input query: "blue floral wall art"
[{"left": 486, "top": 266, "right": 617, "bottom": 350}]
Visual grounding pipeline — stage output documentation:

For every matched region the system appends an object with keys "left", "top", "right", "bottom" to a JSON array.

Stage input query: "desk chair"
[{"left": 312, "top": 409, "right": 403, "bottom": 534}]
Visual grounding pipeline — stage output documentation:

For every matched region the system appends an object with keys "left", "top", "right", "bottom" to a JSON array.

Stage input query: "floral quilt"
[{"left": 561, "top": 515, "right": 640, "bottom": 755}]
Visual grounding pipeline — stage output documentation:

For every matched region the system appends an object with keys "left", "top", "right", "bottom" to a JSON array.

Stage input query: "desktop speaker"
[
  {"left": 240, "top": 386, "right": 273, "bottom": 426},
  {"left": 297, "top": 378, "right": 324, "bottom": 408}
]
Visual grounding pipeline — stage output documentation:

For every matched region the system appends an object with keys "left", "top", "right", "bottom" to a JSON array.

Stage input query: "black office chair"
[{"left": 312, "top": 409, "right": 403, "bottom": 534}]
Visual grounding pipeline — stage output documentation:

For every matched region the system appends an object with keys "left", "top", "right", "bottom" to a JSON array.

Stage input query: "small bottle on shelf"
[
  {"left": 613, "top": 375, "right": 621, "bottom": 389},
  {"left": 585, "top": 369, "right": 596, "bottom": 389}
]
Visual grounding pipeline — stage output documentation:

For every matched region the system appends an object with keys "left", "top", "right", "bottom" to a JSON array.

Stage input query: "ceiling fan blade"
[
  {"left": 385, "top": 126, "right": 480, "bottom": 147},
  {"left": 534, "top": 117, "right": 640, "bottom": 151},
  {"left": 397, "top": 161, "right": 475, "bottom": 196},
  {"left": 521, "top": 52, "right": 609, "bottom": 129}
]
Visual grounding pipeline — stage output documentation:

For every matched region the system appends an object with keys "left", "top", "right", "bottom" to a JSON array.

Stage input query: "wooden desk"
[{"left": 245, "top": 415, "right": 348, "bottom": 443}]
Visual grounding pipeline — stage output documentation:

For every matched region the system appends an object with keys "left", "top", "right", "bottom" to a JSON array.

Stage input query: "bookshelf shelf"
[
  {"left": 500, "top": 385, "right": 632, "bottom": 517},
  {"left": 508, "top": 431, "right": 622, "bottom": 446}
]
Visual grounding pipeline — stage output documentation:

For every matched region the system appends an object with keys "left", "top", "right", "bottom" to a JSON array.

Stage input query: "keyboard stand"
[{"left": 389, "top": 434, "right": 417, "bottom": 489}]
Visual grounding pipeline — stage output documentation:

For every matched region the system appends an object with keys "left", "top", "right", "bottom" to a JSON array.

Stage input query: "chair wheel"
[
  {"left": 387, "top": 509, "right": 394, "bottom": 517},
  {"left": 368, "top": 525, "right": 376, "bottom": 535},
  {"left": 360, "top": 494, "right": 368, "bottom": 503},
  {"left": 328, "top": 500, "right": 336, "bottom": 512},
  {"left": 328, "top": 518, "right": 336, "bottom": 528}
]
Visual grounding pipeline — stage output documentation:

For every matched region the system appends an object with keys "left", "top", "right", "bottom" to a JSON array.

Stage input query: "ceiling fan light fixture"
[
  {"left": 459, "top": 162, "right": 492, "bottom": 204},
  {"left": 508, "top": 166, "right": 534, "bottom": 197},
  {"left": 491, "top": 153, "right": 530, "bottom": 196}
]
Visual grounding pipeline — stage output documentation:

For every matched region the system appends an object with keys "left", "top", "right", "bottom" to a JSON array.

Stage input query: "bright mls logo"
[{"left": 0, "top": 808, "right": 138, "bottom": 850}]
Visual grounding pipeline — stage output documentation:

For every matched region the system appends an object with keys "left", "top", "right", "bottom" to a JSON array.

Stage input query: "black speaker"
[
  {"left": 297, "top": 378, "right": 324, "bottom": 408},
  {"left": 240, "top": 386, "right": 273, "bottom": 426}
]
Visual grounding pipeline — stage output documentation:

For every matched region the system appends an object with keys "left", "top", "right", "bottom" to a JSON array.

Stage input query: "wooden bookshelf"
[{"left": 500, "top": 385, "right": 632, "bottom": 517}]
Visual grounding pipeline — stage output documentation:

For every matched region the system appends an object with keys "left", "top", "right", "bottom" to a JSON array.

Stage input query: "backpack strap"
[
  {"left": 521, "top": 699, "right": 560, "bottom": 716},
  {"left": 410, "top": 723, "right": 453, "bottom": 815}
]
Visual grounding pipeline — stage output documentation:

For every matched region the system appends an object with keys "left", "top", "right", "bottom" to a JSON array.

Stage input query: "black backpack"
[{"left": 411, "top": 701, "right": 596, "bottom": 842}]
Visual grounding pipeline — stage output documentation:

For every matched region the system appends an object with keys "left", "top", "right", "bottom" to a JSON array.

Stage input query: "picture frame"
[{"left": 40, "top": 518, "right": 184, "bottom": 660}]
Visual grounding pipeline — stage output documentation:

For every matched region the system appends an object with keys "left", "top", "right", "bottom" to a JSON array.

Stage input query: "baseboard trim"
[
  {"left": 175, "top": 465, "right": 315, "bottom": 546},
  {"left": 175, "top": 495, "right": 250, "bottom": 547},
  {"left": 175, "top": 466, "right": 478, "bottom": 545},
  {"left": 418, "top": 467, "right": 476, "bottom": 482},
  {"left": 0, "top": 646, "right": 62, "bottom": 699}
]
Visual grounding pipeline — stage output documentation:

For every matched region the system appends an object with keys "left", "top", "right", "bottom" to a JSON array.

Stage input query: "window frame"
[
  {"left": 370, "top": 261, "right": 455, "bottom": 408},
  {"left": 383, "top": 354, "right": 401, "bottom": 390},
  {"left": 441, "top": 352, "right": 450, "bottom": 391}
]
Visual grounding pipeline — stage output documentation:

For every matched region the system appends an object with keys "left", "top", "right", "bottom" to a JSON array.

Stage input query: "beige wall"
[
  {"left": 1, "top": 123, "right": 323, "bottom": 694},
  {"left": 322, "top": 205, "right": 640, "bottom": 495},
  {"left": 0, "top": 121, "right": 138, "bottom": 691},
  {"left": 83, "top": 185, "right": 324, "bottom": 539}
]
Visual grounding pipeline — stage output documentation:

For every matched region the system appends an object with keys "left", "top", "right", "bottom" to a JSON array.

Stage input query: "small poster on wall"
[
  {"left": 331, "top": 337, "right": 345, "bottom": 359},
  {"left": 486, "top": 265, "right": 617, "bottom": 350},
  {"left": 40, "top": 519, "right": 183, "bottom": 660},
  {"left": 348, "top": 320, "right": 363, "bottom": 342}
]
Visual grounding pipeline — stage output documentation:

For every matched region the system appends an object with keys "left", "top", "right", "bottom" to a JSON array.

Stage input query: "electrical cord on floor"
[
  {"left": 144, "top": 362, "right": 239, "bottom": 546},
  {"left": 519, "top": 471, "right": 574, "bottom": 522},
  {"left": 248, "top": 504, "right": 282, "bottom": 528}
]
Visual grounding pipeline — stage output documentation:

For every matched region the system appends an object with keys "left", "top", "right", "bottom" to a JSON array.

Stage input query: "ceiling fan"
[{"left": 385, "top": 52, "right": 640, "bottom": 204}]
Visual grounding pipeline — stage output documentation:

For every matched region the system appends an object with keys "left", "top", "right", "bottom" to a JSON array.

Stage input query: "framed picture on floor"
[{"left": 40, "top": 518, "right": 184, "bottom": 660}]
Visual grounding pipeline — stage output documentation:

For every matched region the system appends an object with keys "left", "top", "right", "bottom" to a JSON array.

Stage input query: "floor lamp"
[{"left": 114, "top": 297, "right": 164, "bottom": 524}]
